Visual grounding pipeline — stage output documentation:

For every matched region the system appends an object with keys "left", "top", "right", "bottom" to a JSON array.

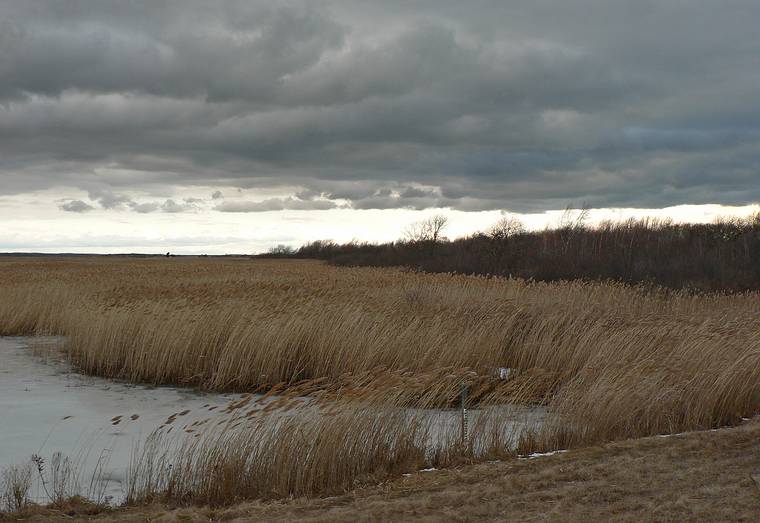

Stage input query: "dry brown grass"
[
  {"left": 9, "top": 419, "right": 760, "bottom": 522},
  {"left": 1, "top": 464, "right": 32, "bottom": 513},
  {"left": 120, "top": 372, "right": 543, "bottom": 506},
  {"left": 2, "top": 256, "right": 760, "bottom": 508}
]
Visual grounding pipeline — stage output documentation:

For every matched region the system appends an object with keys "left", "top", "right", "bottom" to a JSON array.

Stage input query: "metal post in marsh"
[{"left": 460, "top": 383, "right": 469, "bottom": 446}]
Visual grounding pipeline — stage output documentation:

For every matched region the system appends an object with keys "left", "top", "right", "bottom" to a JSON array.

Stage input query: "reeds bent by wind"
[{"left": 2, "top": 256, "right": 760, "bottom": 505}]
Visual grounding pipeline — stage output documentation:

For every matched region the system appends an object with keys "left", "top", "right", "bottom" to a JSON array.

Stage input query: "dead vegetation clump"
[{"left": 1, "top": 464, "right": 32, "bottom": 513}]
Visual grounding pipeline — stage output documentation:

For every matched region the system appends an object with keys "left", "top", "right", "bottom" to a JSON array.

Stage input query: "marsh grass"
[
  {"left": 1, "top": 464, "right": 32, "bottom": 513},
  {"left": 125, "top": 388, "right": 538, "bottom": 506},
  {"left": 2, "top": 257, "right": 760, "bottom": 506},
  {"left": 0, "top": 449, "right": 113, "bottom": 518}
]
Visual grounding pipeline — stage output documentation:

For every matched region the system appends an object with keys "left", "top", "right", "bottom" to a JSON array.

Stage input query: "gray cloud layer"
[
  {"left": 59, "top": 199, "right": 94, "bottom": 213},
  {"left": 215, "top": 197, "right": 338, "bottom": 212},
  {"left": 2, "top": 0, "right": 760, "bottom": 212}
]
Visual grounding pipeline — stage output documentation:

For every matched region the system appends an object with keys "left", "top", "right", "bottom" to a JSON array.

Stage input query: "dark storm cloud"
[{"left": 2, "top": 0, "right": 760, "bottom": 211}]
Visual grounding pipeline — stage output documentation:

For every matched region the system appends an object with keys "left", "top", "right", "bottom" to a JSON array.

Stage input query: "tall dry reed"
[
  {"left": 125, "top": 377, "right": 538, "bottom": 506},
  {"left": 2, "top": 256, "right": 760, "bottom": 495}
]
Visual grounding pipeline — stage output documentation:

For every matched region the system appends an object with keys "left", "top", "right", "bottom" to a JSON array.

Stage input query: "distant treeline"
[{"left": 263, "top": 212, "right": 760, "bottom": 292}]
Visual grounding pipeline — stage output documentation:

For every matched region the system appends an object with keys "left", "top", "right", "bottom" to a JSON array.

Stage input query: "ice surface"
[{"left": 0, "top": 337, "right": 243, "bottom": 504}]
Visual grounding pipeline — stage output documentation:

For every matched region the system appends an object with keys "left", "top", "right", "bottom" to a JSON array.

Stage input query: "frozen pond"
[
  {"left": 1, "top": 336, "right": 546, "bottom": 506},
  {"left": 0, "top": 336, "right": 243, "bottom": 504}
]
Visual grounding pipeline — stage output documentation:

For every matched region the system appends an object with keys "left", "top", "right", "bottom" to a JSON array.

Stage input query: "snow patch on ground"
[
  {"left": 402, "top": 467, "right": 438, "bottom": 477},
  {"left": 520, "top": 450, "right": 567, "bottom": 459}
]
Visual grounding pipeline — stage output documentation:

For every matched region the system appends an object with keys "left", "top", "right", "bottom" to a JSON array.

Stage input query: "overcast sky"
[{"left": 2, "top": 1, "right": 759, "bottom": 253}]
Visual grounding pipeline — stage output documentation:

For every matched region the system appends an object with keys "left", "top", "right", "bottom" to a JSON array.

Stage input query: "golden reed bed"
[
  {"left": 2, "top": 256, "right": 760, "bottom": 505},
  {"left": 2, "top": 256, "right": 759, "bottom": 441}
]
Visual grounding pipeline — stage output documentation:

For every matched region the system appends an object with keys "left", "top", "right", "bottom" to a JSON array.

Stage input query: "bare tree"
[
  {"left": 427, "top": 214, "right": 449, "bottom": 243},
  {"left": 404, "top": 214, "right": 449, "bottom": 243},
  {"left": 267, "top": 244, "right": 295, "bottom": 256},
  {"left": 557, "top": 204, "right": 591, "bottom": 254},
  {"left": 558, "top": 204, "right": 591, "bottom": 231},
  {"left": 487, "top": 215, "right": 525, "bottom": 240}
]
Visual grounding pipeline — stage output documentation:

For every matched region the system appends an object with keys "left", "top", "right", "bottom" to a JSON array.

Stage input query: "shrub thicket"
[{"left": 282, "top": 215, "right": 760, "bottom": 292}]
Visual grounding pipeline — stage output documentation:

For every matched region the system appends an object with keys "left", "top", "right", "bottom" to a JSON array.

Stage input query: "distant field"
[{"left": 2, "top": 256, "right": 760, "bottom": 508}]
